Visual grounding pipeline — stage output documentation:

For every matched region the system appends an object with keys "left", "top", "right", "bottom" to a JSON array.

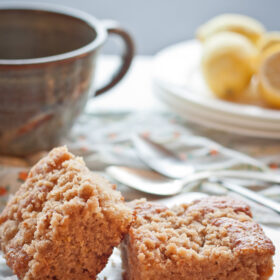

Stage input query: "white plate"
[
  {"left": 156, "top": 82, "right": 280, "bottom": 131},
  {"left": 153, "top": 40, "right": 280, "bottom": 132},
  {"left": 262, "top": 226, "right": 280, "bottom": 280},
  {"left": 155, "top": 85, "right": 280, "bottom": 139}
]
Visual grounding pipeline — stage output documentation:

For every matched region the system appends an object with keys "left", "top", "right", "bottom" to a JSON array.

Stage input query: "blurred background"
[{"left": 2, "top": 0, "right": 279, "bottom": 54}]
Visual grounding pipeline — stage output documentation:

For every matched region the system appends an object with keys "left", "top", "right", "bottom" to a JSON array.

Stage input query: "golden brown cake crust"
[
  {"left": 121, "top": 197, "right": 275, "bottom": 280},
  {"left": 0, "top": 146, "right": 133, "bottom": 280}
]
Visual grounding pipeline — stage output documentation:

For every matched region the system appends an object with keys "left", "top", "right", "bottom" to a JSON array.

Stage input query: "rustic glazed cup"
[{"left": 0, "top": 3, "right": 134, "bottom": 156}]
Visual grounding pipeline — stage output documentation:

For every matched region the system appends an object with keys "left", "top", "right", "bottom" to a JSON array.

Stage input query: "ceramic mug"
[{"left": 0, "top": 3, "right": 134, "bottom": 156}]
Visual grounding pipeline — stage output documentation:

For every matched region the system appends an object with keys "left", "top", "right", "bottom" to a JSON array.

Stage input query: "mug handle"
[{"left": 95, "top": 20, "right": 135, "bottom": 96}]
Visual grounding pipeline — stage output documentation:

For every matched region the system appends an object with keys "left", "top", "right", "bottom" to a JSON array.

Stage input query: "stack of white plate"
[{"left": 153, "top": 40, "right": 280, "bottom": 139}]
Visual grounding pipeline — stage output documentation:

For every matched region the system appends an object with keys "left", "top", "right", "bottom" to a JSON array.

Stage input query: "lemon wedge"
[
  {"left": 259, "top": 51, "right": 280, "bottom": 108},
  {"left": 197, "top": 14, "right": 265, "bottom": 45},
  {"left": 256, "top": 43, "right": 280, "bottom": 71},
  {"left": 202, "top": 32, "right": 258, "bottom": 99},
  {"left": 258, "top": 32, "right": 280, "bottom": 53}
]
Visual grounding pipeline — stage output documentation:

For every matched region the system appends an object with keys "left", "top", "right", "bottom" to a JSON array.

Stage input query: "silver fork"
[
  {"left": 132, "top": 134, "right": 269, "bottom": 179},
  {"left": 127, "top": 134, "right": 280, "bottom": 214}
]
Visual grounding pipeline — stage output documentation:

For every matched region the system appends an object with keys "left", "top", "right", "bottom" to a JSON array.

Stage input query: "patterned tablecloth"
[
  {"left": 1, "top": 111, "right": 280, "bottom": 279},
  {"left": 0, "top": 111, "right": 280, "bottom": 224},
  {"left": 0, "top": 56, "right": 280, "bottom": 278}
]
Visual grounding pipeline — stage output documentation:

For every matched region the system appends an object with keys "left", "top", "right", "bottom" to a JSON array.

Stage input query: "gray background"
[{"left": 1, "top": 0, "right": 280, "bottom": 54}]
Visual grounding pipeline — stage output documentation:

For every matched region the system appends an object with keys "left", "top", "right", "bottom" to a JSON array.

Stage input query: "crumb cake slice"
[
  {"left": 0, "top": 146, "right": 133, "bottom": 280},
  {"left": 121, "top": 197, "right": 275, "bottom": 280}
]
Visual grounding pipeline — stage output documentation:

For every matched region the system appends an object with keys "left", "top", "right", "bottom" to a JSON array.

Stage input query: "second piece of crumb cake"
[
  {"left": 0, "top": 146, "right": 133, "bottom": 280},
  {"left": 121, "top": 197, "right": 275, "bottom": 280}
]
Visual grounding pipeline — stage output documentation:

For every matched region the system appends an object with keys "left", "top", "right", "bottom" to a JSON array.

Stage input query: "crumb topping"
[
  {"left": 128, "top": 197, "right": 275, "bottom": 267},
  {"left": 0, "top": 146, "right": 132, "bottom": 280}
]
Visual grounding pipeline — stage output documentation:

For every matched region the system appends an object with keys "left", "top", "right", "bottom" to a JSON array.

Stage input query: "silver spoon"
[{"left": 106, "top": 165, "right": 280, "bottom": 214}]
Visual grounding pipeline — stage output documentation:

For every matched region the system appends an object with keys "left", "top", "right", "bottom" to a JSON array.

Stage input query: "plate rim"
[
  {"left": 155, "top": 82, "right": 280, "bottom": 129},
  {"left": 155, "top": 84, "right": 280, "bottom": 139},
  {"left": 153, "top": 39, "right": 280, "bottom": 122}
]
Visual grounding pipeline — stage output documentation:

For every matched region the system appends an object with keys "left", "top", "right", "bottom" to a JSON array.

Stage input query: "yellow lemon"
[
  {"left": 197, "top": 14, "right": 265, "bottom": 45},
  {"left": 258, "top": 31, "right": 280, "bottom": 53},
  {"left": 255, "top": 32, "right": 280, "bottom": 66},
  {"left": 259, "top": 51, "right": 280, "bottom": 108},
  {"left": 255, "top": 43, "right": 280, "bottom": 71},
  {"left": 202, "top": 32, "right": 258, "bottom": 100}
]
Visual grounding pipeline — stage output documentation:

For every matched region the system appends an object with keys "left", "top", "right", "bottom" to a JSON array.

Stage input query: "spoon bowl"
[{"left": 106, "top": 166, "right": 183, "bottom": 195}]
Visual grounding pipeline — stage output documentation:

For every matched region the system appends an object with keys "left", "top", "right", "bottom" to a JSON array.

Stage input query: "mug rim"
[{"left": 0, "top": 2, "right": 107, "bottom": 65}]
